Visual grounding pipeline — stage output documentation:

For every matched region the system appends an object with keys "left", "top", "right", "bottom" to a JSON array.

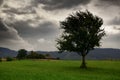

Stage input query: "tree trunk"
[{"left": 80, "top": 55, "right": 87, "bottom": 68}]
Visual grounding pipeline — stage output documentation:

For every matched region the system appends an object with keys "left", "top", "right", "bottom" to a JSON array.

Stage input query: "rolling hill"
[
  {"left": 37, "top": 48, "right": 120, "bottom": 60},
  {"left": 0, "top": 47, "right": 17, "bottom": 58},
  {"left": 0, "top": 47, "right": 120, "bottom": 60}
]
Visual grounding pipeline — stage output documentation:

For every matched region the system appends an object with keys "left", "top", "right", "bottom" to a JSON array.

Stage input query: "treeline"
[
  {"left": 17, "top": 49, "right": 46, "bottom": 59},
  {"left": 0, "top": 49, "right": 59, "bottom": 62},
  {"left": 17, "top": 49, "right": 59, "bottom": 60}
]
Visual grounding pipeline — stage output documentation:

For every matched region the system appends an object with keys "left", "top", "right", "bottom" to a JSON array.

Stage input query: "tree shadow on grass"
[{"left": 62, "top": 66, "right": 120, "bottom": 75}]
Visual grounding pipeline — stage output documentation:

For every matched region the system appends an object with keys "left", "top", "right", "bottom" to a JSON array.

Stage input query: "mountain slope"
[
  {"left": 37, "top": 48, "right": 120, "bottom": 60},
  {"left": 0, "top": 47, "right": 120, "bottom": 60},
  {"left": 0, "top": 47, "right": 17, "bottom": 57}
]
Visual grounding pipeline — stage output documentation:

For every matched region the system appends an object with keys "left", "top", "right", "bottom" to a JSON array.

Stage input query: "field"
[{"left": 0, "top": 60, "right": 120, "bottom": 80}]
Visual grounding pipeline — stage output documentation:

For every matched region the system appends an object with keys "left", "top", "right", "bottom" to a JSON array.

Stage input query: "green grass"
[{"left": 0, "top": 60, "right": 120, "bottom": 80}]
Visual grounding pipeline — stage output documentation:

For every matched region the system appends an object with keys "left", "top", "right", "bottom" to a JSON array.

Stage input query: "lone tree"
[
  {"left": 56, "top": 10, "right": 105, "bottom": 68},
  {"left": 17, "top": 49, "right": 27, "bottom": 60}
]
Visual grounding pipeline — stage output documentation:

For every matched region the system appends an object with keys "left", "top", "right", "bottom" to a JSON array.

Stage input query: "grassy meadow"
[{"left": 0, "top": 60, "right": 120, "bottom": 80}]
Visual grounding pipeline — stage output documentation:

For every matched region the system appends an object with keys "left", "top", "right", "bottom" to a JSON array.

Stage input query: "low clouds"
[
  {"left": 33, "top": 0, "right": 91, "bottom": 10},
  {"left": 100, "top": 0, "right": 120, "bottom": 7},
  {"left": 102, "top": 33, "right": 120, "bottom": 49},
  {"left": 95, "top": 0, "right": 120, "bottom": 8},
  {"left": 1, "top": 0, "right": 36, "bottom": 22},
  {"left": 0, "top": 20, "right": 33, "bottom": 50},
  {"left": 0, "top": 0, "right": 3, "bottom": 6},
  {"left": 0, "top": 0, "right": 61, "bottom": 51},
  {"left": 0, "top": 0, "right": 120, "bottom": 50},
  {"left": 10, "top": 21, "right": 59, "bottom": 39},
  {"left": 0, "top": 20, "right": 19, "bottom": 41},
  {"left": 5, "top": 20, "right": 59, "bottom": 51},
  {"left": 0, "top": 21, "right": 8, "bottom": 31},
  {"left": 2, "top": 7, "right": 36, "bottom": 15},
  {"left": 3, "top": 0, "right": 32, "bottom": 9},
  {"left": 109, "top": 16, "right": 120, "bottom": 25}
]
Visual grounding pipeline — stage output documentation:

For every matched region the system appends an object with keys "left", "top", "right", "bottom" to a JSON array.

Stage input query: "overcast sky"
[{"left": 0, "top": 0, "right": 120, "bottom": 51}]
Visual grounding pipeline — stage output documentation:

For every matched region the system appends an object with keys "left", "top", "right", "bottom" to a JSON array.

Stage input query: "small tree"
[
  {"left": 56, "top": 10, "right": 105, "bottom": 68},
  {"left": 26, "top": 51, "right": 45, "bottom": 59},
  {"left": 6, "top": 57, "right": 13, "bottom": 61},
  {"left": 38, "top": 54, "right": 45, "bottom": 59},
  {"left": 27, "top": 51, "right": 38, "bottom": 59},
  {"left": 0, "top": 58, "right": 2, "bottom": 62},
  {"left": 45, "top": 53, "right": 51, "bottom": 58},
  {"left": 17, "top": 49, "right": 27, "bottom": 60}
]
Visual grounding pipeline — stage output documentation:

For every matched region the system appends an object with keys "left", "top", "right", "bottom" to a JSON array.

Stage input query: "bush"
[
  {"left": 6, "top": 57, "right": 13, "bottom": 61},
  {"left": 26, "top": 51, "right": 45, "bottom": 59},
  {"left": 38, "top": 54, "right": 45, "bottom": 59},
  {"left": 56, "top": 57, "right": 60, "bottom": 60},
  {"left": 0, "top": 58, "right": 2, "bottom": 62},
  {"left": 17, "top": 49, "right": 27, "bottom": 60}
]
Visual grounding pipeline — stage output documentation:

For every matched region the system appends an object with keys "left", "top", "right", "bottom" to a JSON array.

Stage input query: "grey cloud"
[
  {"left": 104, "top": 33, "right": 120, "bottom": 47},
  {"left": 1, "top": 2, "right": 38, "bottom": 23},
  {"left": 109, "top": 16, "right": 120, "bottom": 25},
  {"left": 2, "top": 7, "right": 36, "bottom": 15},
  {"left": 0, "top": 20, "right": 33, "bottom": 50},
  {"left": 100, "top": 0, "right": 120, "bottom": 6},
  {"left": 108, "top": 34, "right": 120, "bottom": 42},
  {"left": 103, "top": 33, "right": 120, "bottom": 47},
  {"left": 7, "top": 20, "right": 60, "bottom": 51},
  {"left": 33, "top": 0, "right": 91, "bottom": 10},
  {"left": 0, "top": 0, "right": 3, "bottom": 6},
  {"left": 96, "top": 0, "right": 120, "bottom": 7},
  {"left": 114, "top": 27, "right": 120, "bottom": 30},
  {"left": 2, "top": 4, "right": 36, "bottom": 15},
  {"left": 0, "top": 20, "right": 8, "bottom": 31},
  {"left": 10, "top": 21, "right": 59, "bottom": 39},
  {"left": 0, "top": 20, "right": 20, "bottom": 41},
  {"left": 1, "top": 0, "right": 120, "bottom": 51}
]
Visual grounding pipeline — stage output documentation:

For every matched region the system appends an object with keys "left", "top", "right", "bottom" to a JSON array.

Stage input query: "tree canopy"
[
  {"left": 56, "top": 10, "right": 105, "bottom": 68},
  {"left": 17, "top": 49, "right": 27, "bottom": 60}
]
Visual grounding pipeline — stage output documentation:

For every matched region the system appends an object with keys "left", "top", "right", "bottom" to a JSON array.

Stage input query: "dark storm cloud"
[
  {"left": 96, "top": 0, "right": 120, "bottom": 7},
  {"left": 100, "top": 0, "right": 120, "bottom": 6},
  {"left": 0, "top": 20, "right": 19, "bottom": 41},
  {"left": 0, "top": 20, "right": 33, "bottom": 50},
  {"left": 10, "top": 21, "right": 59, "bottom": 39},
  {"left": 102, "top": 32, "right": 120, "bottom": 49},
  {"left": 109, "top": 16, "right": 120, "bottom": 25},
  {"left": 33, "top": 0, "right": 91, "bottom": 10},
  {"left": 2, "top": 7, "right": 36, "bottom": 15},
  {"left": 1, "top": 0, "right": 120, "bottom": 50},
  {"left": 0, "top": 0, "right": 3, "bottom": 6},
  {"left": 0, "top": 20, "right": 8, "bottom": 31},
  {"left": 104, "top": 33, "right": 120, "bottom": 45},
  {"left": 2, "top": 4, "right": 36, "bottom": 14},
  {"left": 114, "top": 27, "right": 120, "bottom": 30}
]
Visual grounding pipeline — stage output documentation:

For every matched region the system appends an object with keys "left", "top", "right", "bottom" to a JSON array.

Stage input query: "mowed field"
[{"left": 0, "top": 60, "right": 120, "bottom": 80}]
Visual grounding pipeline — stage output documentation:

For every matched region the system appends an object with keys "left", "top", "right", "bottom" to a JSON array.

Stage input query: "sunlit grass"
[{"left": 0, "top": 60, "right": 120, "bottom": 80}]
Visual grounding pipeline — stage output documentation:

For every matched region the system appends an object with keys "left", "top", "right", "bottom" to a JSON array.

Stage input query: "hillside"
[
  {"left": 0, "top": 47, "right": 120, "bottom": 60},
  {"left": 37, "top": 48, "right": 120, "bottom": 60},
  {"left": 0, "top": 47, "right": 17, "bottom": 58}
]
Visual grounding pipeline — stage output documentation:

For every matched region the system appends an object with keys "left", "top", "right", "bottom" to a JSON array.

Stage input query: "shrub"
[
  {"left": 38, "top": 54, "right": 45, "bottom": 59},
  {"left": 6, "top": 57, "right": 13, "bottom": 61},
  {"left": 26, "top": 51, "right": 45, "bottom": 59},
  {"left": 56, "top": 57, "right": 60, "bottom": 60},
  {"left": 17, "top": 49, "right": 27, "bottom": 60},
  {"left": 0, "top": 58, "right": 2, "bottom": 62}
]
